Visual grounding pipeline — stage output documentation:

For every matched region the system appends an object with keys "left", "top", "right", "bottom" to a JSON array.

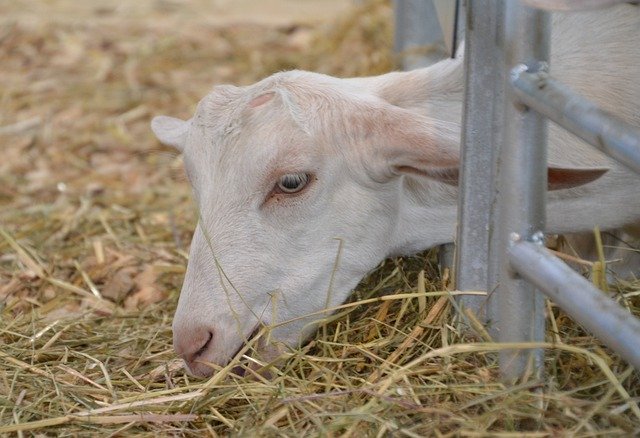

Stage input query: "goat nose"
[{"left": 173, "top": 325, "right": 215, "bottom": 375}]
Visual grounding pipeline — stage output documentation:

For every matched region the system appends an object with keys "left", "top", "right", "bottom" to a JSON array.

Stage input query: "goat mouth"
[
  {"left": 229, "top": 325, "right": 263, "bottom": 376},
  {"left": 188, "top": 324, "right": 268, "bottom": 378}
]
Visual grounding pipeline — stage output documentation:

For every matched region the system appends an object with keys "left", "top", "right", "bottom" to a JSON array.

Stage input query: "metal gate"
[{"left": 455, "top": 0, "right": 640, "bottom": 380}]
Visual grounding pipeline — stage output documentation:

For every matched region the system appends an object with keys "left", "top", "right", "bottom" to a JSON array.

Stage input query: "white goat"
[{"left": 152, "top": 5, "right": 640, "bottom": 377}]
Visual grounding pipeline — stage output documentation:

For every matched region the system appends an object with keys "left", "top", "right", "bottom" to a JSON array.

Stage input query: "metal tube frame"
[
  {"left": 508, "top": 240, "right": 640, "bottom": 370},
  {"left": 454, "top": 0, "right": 504, "bottom": 322},
  {"left": 456, "top": 0, "right": 640, "bottom": 380},
  {"left": 494, "top": 2, "right": 550, "bottom": 382},
  {"left": 394, "top": 0, "right": 447, "bottom": 70},
  {"left": 511, "top": 69, "right": 640, "bottom": 174}
]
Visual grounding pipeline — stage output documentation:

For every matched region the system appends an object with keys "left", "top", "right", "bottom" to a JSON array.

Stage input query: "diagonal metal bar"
[
  {"left": 511, "top": 69, "right": 640, "bottom": 174},
  {"left": 509, "top": 240, "right": 640, "bottom": 369}
]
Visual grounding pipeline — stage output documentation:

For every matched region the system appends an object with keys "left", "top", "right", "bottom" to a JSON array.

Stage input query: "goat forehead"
[
  {"left": 192, "top": 92, "right": 242, "bottom": 133},
  {"left": 222, "top": 117, "right": 318, "bottom": 176},
  {"left": 185, "top": 71, "right": 363, "bottom": 170},
  {"left": 188, "top": 111, "right": 319, "bottom": 187}
]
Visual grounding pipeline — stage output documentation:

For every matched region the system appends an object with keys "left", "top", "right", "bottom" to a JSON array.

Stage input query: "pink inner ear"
[
  {"left": 547, "top": 166, "right": 608, "bottom": 190},
  {"left": 249, "top": 92, "right": 275, "bottom": 108}
]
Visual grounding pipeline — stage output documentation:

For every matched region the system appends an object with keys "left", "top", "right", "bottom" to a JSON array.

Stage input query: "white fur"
[{"left": 151, "top": 5, "right": 640, "bottom": 377}]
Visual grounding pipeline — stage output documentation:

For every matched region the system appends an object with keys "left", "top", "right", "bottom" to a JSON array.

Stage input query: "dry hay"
[{"left": 1, "top": 0, "right": 639, "bottom": 435}]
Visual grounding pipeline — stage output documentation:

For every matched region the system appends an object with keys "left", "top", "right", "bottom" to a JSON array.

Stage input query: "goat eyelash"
[{"left": 276, "top": 173, "right": 310, "bottom": 194}]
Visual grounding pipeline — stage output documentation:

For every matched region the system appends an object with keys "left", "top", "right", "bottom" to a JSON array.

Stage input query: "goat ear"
[
  {"left": 151, "top": 116, "right": 190, "bottom": 152},
  {"left": 406, "top": 166, "right": 609, "bottom": 189},
  {"left": 348, "top": 56, "right": 463, "bottom": 110},
  {"left": 361, "top": 103, "right": 461, "bottom": 183},
  {"left": 547, "top": 166, "right": 608, "bottom": 190},
  {"left": 403, "top": 166, "right": 610, "bottom": 189},
  {"left": 360, "top": 103, "right": 609, "bottom": 189}
]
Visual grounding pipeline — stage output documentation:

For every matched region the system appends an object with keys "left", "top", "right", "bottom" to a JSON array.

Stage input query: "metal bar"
[
  {"left": 455, "top": 0, "right": 505, "bottom": 322},
  {"left": 509, "top": 240, "right": 640, "bottom": 369},
  {"left": 523, "top": 0, "right": 635, "bottom": 11},
  {"left": 439, "top": 242, "right": 455, "bottom": 282},
  {"left": 494, "top": 2, "right": 550, "bottom": 382},
  {"left": 511, "top": 69, "right": 640, "bottom": 175},
  {"left": 394, "top": 0, "right": 447, "bottom": 70}
]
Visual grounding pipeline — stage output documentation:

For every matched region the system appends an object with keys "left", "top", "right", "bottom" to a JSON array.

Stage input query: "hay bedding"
[{"left": 0, "top": 0, "right": 638, "bottom": 435}]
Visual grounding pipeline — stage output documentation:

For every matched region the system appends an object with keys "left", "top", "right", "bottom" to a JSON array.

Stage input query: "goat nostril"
[
  {"left": 175, "top": 327, "right": 216, "bottom": 372},
  {"left": 193, "top": 331, "right": 213, "bottom": 360}
]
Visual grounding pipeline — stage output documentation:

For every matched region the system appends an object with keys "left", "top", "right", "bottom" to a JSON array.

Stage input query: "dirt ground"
[{"left": 2, "top": 0, "right": 353, "bottom": 26}]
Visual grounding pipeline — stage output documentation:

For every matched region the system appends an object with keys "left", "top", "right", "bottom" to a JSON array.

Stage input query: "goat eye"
[{"left": 276, "top": 173, "right": 309, "bottom": 194}]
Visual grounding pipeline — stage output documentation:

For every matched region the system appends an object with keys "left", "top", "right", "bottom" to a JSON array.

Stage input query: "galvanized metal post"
[
  {"left": 495, "top": 2, "right": 550, "bottom": 382},
  {"left": 455, "top": 0, "right": 505, "bottom": 322},
  {"left": 509, "top": 240, "right": 640, "bottom": 370},
  {"left": 510, "top": 69, "right": 640, "bottom": 174},
  {"left": 394, "top": 0, "right": 447, "bottom": 70}
]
